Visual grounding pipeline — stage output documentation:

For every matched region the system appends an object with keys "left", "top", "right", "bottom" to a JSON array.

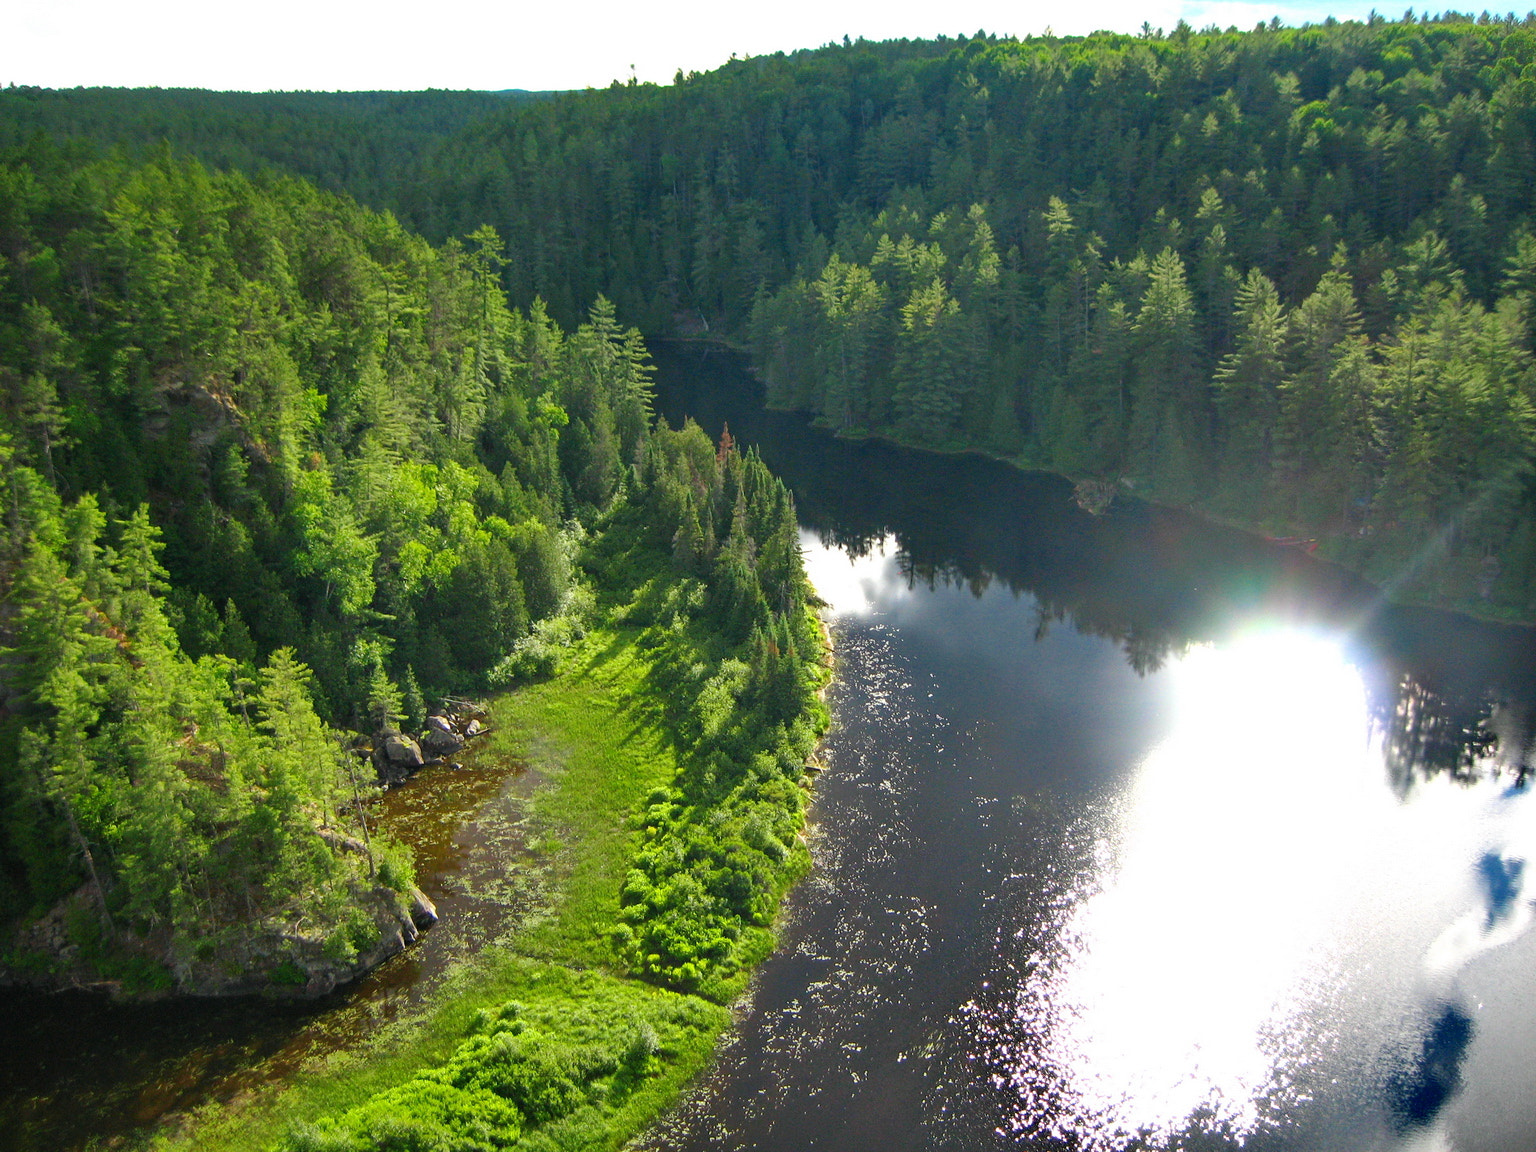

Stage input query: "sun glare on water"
[
  {"left": 795, "top": 536, "right": 1535, "bottom": 1148},
  {"left": 992, "top": 630, "right": 1522, "bottom": 1148}
]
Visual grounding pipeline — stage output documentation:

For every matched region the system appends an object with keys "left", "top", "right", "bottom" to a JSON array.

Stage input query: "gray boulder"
[
  {"left": 384, "top": 735, "right": 424, "bottom": 767},
  {"left": 421, "top": 726, "right": 464, "bottom": 757},
  {"left": 409, "top": 889, "right": 438, "bottom": 931}
]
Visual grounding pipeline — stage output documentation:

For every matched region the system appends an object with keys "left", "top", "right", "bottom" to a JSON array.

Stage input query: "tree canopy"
[{"left": 0, "top": 148, "right": 675, "bottom": 989}]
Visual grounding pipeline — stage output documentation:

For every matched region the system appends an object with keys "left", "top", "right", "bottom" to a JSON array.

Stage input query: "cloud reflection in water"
[
  {"left": 986, "top": 632, "right": 1532, "bottom": 1149},
  {"left": 800, "top": 531, "right": 909, "bottom": 617}
]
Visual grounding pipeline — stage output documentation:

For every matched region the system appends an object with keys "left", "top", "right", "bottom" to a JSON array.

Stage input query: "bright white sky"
[{"left": 6, "top": 0, "right": 1408, "bottom": 92}]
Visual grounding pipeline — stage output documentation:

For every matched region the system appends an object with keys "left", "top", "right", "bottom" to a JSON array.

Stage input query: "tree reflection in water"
[{"left": 836, "top": 501, "right": 1533, "bottom": 791}]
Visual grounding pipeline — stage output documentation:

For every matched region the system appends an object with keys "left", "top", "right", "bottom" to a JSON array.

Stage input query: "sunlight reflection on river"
[
  {"left": 799, "top": 529, "right": 1536, "bottom": 1151},
  {"left": 978, "top": 628, "right": 1536, "bottom": 1151}
]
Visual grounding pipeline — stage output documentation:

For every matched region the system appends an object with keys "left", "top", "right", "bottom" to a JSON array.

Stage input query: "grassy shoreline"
[{"left": 157, "top": 616, "right": 826, "bottom": 1151}]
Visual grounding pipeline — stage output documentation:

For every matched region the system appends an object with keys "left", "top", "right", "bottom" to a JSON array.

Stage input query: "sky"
[{"left": 4, "top": 0, "right": 1432, "bottom": 92}]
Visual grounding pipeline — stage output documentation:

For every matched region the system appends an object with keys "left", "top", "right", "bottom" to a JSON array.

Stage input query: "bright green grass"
[
  {"left": 492, "top": 628, "right": 679, "bottom": 970},
  {"left": 153, "top": 627, "right": 720, "bottom": 1152},
  {"left": 280, "top": 959, "right": 728, "bottom": 1152}
]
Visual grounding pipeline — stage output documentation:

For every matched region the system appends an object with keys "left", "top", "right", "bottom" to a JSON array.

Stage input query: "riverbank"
[
  {"left": 151, "top": 465, "right": 832, "bottom": 1149},
  {"left": 148, "top": 628, "right": 731, "bottom": 1150},
  {"left": 655, "top": 335, "right": 1532, "bottom": 630},
  {"left": 772, "top": 406, "right": 1529, "bottom": 629}
]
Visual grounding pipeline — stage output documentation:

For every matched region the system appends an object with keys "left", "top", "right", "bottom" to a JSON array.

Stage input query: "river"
[
  {"left": 5, "top": 342, "right": 1536, "bottom": 1151},
  {"left": 643, "top": 341, "right": 1536, "bottom": 1152}
]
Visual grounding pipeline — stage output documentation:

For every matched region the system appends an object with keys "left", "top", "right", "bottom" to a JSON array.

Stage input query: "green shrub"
[
  {"left": 271, "top": 959, "right": 307, "bottom": 987},
  {"left": 283, "top": 967, "right": 725, "bottom": 1152},
  {"left": 375, "top": 839, "right": 418, "bottom": 894},
  {"left": 586, "top": 428, "right": 829, "bottom": 998}
]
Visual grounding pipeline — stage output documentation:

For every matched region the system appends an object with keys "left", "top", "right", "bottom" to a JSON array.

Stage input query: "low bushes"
[
  {"left": 280, "top": 962, "right": 726, "bottom": 1152},
  {"left": 588, "top": 421, "right": 830, "bottom": 1000}
]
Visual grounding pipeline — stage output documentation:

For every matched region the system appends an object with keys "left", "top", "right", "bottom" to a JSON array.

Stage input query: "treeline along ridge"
[{"left": 18, "top": 16, "right": 1528, "bottom": 615}]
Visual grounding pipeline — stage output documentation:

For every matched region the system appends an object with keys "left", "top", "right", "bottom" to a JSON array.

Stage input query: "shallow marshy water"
[{"left": 0, "top": 744, "right": 541, "bottom": 1150}]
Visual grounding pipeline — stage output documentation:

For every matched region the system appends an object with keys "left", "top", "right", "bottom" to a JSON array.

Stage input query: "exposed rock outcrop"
[
  {"left": 385, "top": 734, "right": 424, "bottom": 766},
  {"left": 1, "top": 881, "right": 440, "bottom": 1000},
  {"left": 373, "top": 702, "right": 490, "bottom": 786}
]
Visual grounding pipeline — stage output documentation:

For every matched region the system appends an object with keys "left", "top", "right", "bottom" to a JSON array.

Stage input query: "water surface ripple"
[{"left": 647, "top": 342, "right": 1536, "bottom": 1152}]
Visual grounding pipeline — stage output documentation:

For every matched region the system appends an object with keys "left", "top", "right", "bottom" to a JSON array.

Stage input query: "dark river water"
[
  {"left": 5, "top": 341, "right": 1536, "bottom": 1151},
  {"left": 644, "top": 341, "right": 1536, "bottom": 1152}
]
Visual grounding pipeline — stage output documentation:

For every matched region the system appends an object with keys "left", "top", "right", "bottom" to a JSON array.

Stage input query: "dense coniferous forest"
[
  {"left": 0, "top": 89, "right": 519, "bottom": 218},
  {"left": 11, "top": 15, "right": 1536, "bottom": 616},
  {"left": 0, "top": 143, "right": 823, "bottom": 998},
  {"left": 417, "top": 14, "right": 1536, "bottom": 619}
]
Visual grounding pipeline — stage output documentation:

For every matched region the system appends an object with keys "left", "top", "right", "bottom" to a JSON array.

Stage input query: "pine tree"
[
  {"left": 1213, "top": 269, "right": 1287, "bottom": 494},
  {"left": 1129, "top": 248, "right": 1202, "bottom": 489},
  {"left": 1275, "top": 267, "right": 1368, "bottom": 521}
]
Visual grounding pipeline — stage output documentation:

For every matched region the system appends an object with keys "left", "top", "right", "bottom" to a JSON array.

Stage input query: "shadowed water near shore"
[{"left": 0, "top": 745, "right": 544, "bottom": 1150}]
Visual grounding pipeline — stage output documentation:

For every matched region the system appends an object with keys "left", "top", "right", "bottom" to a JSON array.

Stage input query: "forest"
[
  {"left": 0, "top": 141, "right": 823, "bottom": 1006},
  {"left": 17, "top": 15, "right": 1527, "bottom": 616},
  {"left": 423, "top": 13, "right": 1536, "bottom": 620}
]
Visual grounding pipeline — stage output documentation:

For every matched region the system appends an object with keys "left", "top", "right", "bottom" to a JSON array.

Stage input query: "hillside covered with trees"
[
  {"left": 418, "top": 14, "right": 1536, "bottom": 620},
  {"left": 0, "top": 144, "right": 825, "bottom": 1001},
  {"left": 22, "top": 16, "right": 1502, "bottom": 619},
  {"left": 0, "top": 89, "right": 517, "bottom": 221}
]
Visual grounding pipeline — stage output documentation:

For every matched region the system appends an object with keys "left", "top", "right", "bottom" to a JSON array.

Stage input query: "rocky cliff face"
[{"left": 1, "top": 878, "right": 438, "bottom": 1000}]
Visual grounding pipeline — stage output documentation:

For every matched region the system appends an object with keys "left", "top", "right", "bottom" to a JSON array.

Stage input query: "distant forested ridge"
[
  {"left": 409, "top": 15, "right": 1536, "bottom": 619},
  {"left": 0, "top": 143, "right": 798, "bottom": 994},
  {"left": 66, "top": 14, "right": 1511, "bottom": 620},
  {"left": 0, "top": 88, "right": 520, "bottom": 222}
]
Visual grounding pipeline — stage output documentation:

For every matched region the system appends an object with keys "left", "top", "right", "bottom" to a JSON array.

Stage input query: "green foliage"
[
  {"left": 0, "top": 147, "right": 654, "bottom": 725},
  {"left": 89, "top": 14, "right": 1515, "bottom": 619},
  {"left": 485, "top": 628, "right": 683, "bottom": 972},
  {"left": 0, "top": 88, "right": 516, "bottom": 216},
  {"left": 13, "top": 21, "right": 1536, "bottom": 614},
  {"left": 0, "top": 451, "right": 412, "bottom": 977},
  {"left": 272, "top": 959, "right": 310, "bottom": 987},
  {"left": 725, "top": 22, "right": 1536, "bottom": 615},
  {"left": 0, "top": 78, "right": 835, "bottom": 1152},
  {"left": 374, "top": 837, "right": 418, "bottom": 895},
  {"left": 275, "top": 964, "right": 727, "bottom": 1152},
  {"left": 487, "top": 586, "right": 593, "bottom": 687},
  {"left": 587, "top": 421, "right": 830, "bottom": 998},
  {"left": 0, "top": 147, "right": 677, "bottom": 974},
  {"left": 163, "top": 635, "right": 728, "bottom": 1152}
]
